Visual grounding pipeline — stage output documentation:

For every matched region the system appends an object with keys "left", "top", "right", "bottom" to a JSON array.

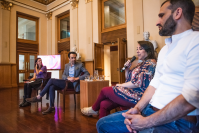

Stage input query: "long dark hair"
[
  {"left": 138, "top": 41, "right": 157, "bottom": 61},
  {"left": 35, "top": 58, "right": 43, "bottom": 69}
]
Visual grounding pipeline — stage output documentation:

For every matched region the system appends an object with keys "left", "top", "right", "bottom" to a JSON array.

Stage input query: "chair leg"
[
  {"left": 63, "top": 94, "right": 65, "bottom": 112},
  {"left": 57, "top": 91, "right": 59, "bottom": 107},
  {"left": 74, "top": 94, "right": 76, "bottom": 105}
]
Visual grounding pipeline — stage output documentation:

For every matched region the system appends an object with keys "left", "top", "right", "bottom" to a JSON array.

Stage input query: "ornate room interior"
[{"left": 0, "top": 0, "right": 199, "bottom": 132}]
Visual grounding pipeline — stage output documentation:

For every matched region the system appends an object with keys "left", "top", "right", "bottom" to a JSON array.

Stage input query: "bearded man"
[{"left": 96, "top": 0, "right": 199, "bottom": 132}]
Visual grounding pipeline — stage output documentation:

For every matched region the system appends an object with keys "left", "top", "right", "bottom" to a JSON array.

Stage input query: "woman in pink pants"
[{"left": 81, "top": 41, "right": 157, "bottom": 118}]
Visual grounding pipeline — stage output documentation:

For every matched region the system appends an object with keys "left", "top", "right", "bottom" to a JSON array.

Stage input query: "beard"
[{"left": 158, "top": 14, "right": 177, "bottom": 36}]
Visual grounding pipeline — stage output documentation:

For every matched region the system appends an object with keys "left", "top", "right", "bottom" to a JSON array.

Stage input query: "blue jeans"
[
  {"left": 40, "top": 79, "right": 74, "bottom": 107},
  {"left": 97, "top": 104, "right": 199, "bottom": 133}
]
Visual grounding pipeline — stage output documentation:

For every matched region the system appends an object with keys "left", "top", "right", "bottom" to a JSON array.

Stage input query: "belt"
[{"left": 150, "top": 106, "right": 198, "bottom": 124}]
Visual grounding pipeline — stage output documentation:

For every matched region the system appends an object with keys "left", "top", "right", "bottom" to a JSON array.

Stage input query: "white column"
[
  {"left": 70, "top": 7, "right": 78, "bottom": 52},
  {"left": 1, "top": 9, "right": 10, "bottom": 62},
  {"left": 85, "top": 2, "right": 93, "bottom": 61},
  {"left": 47, "top": 19, "right": 52, "bottom": 55},
  {"left": 93, "top": 0, "right": 100, "bottom": 44},
  {"left": 126, "top": 0, "right": 144, "bottom": 58}
]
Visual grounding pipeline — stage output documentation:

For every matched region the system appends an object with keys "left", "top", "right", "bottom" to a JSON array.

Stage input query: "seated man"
[
  {"left": 26, "top": 51, "right": 90, "bottom": 115},
  {"left": 96, "top": 0, "right": 199, "bottom": 133}
]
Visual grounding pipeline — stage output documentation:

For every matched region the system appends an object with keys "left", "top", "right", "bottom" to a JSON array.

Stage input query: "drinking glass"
[
  {"left": 100, "top": 75, "right": 105, "bottom": 81},
  {"left": 94, "top": 70, "right": 98, "bottom": 76},
  {"left": 85, "top": 75, "right": 89, "bottom": 81},
  {"left": 90, "top": 75, "right": 94, "bottom": 81},
  {"left": 94, "top": 70, "right": 99, "bottom": 81},
  {"left": 96, "top": 75, "right": 99, "bottom": 80}
]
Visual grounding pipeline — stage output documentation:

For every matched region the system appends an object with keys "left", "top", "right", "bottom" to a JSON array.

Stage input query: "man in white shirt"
[{"left": 96, "top": 0, "right": 199, "bottom": 132}]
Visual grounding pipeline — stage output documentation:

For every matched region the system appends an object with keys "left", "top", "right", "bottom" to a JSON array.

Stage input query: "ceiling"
[{"left": 33, "top": 0, "right": 56, "bottom": 5}]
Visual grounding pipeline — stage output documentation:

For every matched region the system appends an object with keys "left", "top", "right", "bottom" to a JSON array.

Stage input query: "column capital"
[
  {"left": 0, "top": 0, "right": 13, "bottom": 11},
  {"left": 46, "top": 12, "right": 52, "bottom": 20},
  {"left": 70, "top": 0, "right": 79, "bottom": 9},
  {"left": 85, "top": 0, "right": 93, "bottom": 4}
]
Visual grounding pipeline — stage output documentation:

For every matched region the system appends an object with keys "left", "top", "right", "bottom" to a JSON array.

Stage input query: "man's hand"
[
  {"left": 123, "top": 113, "right": 147, "bottom": 132},
  {"left": 67, "top": 77, "right": 75, "bottom": 82},
  {"left": 122, "top": 107, "right": 142, "bottom": 132},
  {"left": 67, "top": 77, "right": 79, "bottom": 82}
]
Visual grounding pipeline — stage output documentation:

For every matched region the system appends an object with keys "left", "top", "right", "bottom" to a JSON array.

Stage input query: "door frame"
[{"left": 17, "top": 52, "right": 37, "bottom": 87}]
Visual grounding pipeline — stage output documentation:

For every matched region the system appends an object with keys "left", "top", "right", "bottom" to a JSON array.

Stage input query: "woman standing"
[
  {"left": 81, "top": 41, "right": 157, "bottom": 118},
  {"left": 19, "top": 58, "right": 47, "bottom": 107}
]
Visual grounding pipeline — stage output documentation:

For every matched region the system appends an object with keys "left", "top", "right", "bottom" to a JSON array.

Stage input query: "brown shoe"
[
  {"left": 26, "top": 97, "right": 42, "bottom": 103},
  {"left": 42, "top": 107, "right": 55, "bottom": 115}
]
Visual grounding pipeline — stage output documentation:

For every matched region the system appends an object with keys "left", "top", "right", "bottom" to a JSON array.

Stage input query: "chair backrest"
[
  {"left": 47, "top": 72, "right": 51, "bottom": 79},
  {"left": 42, "top": 72, "right": 51, "bottom": 87}
]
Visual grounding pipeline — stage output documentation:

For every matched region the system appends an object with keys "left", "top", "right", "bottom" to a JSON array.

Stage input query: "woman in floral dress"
[{"left": 81, "top": 41, "right": 157, "bottom": 118}]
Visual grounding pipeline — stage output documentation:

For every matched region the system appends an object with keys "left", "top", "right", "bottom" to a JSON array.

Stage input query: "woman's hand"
[
  {"left": 35, "top": 64, "right": 38, "bottom": 69},
  {"left": 124, "top": 60, "right": 131, "bottom": 69},
  {"left": 117, "top": 82, "right": 138, "bottom": 88},
  {"left": 116, "top": 84, "right": 123, "bottom": 87}
]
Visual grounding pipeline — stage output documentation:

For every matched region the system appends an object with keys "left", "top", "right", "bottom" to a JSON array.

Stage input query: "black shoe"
[
  {"left": 19, "top": 97, "right": 26, "bottom": 107},
  {"left": 42, "top": 107, "right": 55, "bottom": 115},
  {"left": 26, "top": 97, "right": 42, "bottom": 103},
  {"left": 21, "top": 102, "right": 31, "bottom": 107}
]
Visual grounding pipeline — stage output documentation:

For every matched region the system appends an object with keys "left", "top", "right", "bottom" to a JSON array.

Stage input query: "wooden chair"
[{"left": 57, "top": 80, "right": 80, "bottom": 112}]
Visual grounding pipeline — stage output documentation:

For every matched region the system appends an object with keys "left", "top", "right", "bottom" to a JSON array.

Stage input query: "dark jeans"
[
  {"left": 92, "top": 87, "right": 135, "bottom": 118},
  {"left": 97, "top": 104, "right": 199, "bottom": 133},
  {"left": 24, "top": 78, "right": 43, "bottom": 98},
  {"left": 39, "top": 79, "right": 74, "bottom": 107}
]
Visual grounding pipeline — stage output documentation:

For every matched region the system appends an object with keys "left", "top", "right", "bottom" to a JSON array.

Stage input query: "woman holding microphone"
[{"left": 81, "top": 41, "right": 157, "bottom": 118}]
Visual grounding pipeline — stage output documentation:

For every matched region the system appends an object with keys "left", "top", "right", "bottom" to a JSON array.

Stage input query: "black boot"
[
  {"left": 19, "top": 96, "right": 26, "bottom": 107},
  {"left": 21, "top": 101, "right": 31, "bottom": 107}
]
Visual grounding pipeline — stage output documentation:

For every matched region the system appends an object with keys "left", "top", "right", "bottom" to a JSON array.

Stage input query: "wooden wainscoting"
[{"left": 0, "top": 63, "right": 17, "bottom": 89}]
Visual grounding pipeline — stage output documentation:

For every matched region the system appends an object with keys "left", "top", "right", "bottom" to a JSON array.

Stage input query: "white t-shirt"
[{"left": 149, "top": 29, "right": 199, "bottom": 116}]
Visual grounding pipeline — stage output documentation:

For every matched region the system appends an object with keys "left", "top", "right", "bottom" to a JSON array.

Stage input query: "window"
[
  {"left": 58, "top": 13, "right": 70, "bottom": 42},
  {"left": 17, "top": 12, "right": 39, "bottom": 44},
  {"left": 102, "top": 0, "right": 126, "bottom": 32},
  {"left": 18, "top": 17, "right": 36, "bottom": 41},
  {"left": 60, "top": 16, "right": 70, "bottom": 39}
]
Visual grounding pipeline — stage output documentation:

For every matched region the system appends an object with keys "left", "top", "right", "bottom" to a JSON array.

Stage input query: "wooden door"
[
  {"left": 17, "top": 52, "right": 37, "bottom": 86},
  {"left": 94, "top": 43, "right": 104, "bottom": 75},
  {"left": 117, "top": 38, "right": 127, "bottom": 83}
]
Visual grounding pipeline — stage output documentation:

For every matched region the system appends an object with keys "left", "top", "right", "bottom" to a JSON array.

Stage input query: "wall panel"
[
  {"left": 0, "top": 64, "right": 17, "bottom": 89},
  {"left": 83, "top": 61, "right": 94, "bottom": 76}
]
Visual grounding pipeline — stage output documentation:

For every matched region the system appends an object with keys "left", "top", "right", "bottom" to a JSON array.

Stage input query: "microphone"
[{"left": 120, "top": 56, "right": 136, "bottom": 72}]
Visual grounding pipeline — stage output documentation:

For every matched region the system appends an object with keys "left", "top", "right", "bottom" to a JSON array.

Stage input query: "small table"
[{"left": 80, "top": 80, "right": 109, "bottom": 109}]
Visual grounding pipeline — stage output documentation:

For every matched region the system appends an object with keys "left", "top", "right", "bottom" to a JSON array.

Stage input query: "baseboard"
[
  {"left": 12, "top": 84, "right": 18, "bottom": 88},
  {"left": 0, "top": 85, "right": 12, "bottom": 89}
]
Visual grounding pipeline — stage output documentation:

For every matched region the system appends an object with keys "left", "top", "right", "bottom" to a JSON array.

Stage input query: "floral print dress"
[{"left": 113, "top": 59, "right": 156, "bottom": 104}]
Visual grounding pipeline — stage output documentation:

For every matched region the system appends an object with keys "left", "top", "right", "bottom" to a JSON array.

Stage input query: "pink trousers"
[{"left": 92, "top": 87, "right": 135, "bottom": 118}]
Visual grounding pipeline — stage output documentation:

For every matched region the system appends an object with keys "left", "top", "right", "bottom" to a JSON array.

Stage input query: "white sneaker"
[{"left": 81, "top": 107, "right": 98, "bottom": 117}]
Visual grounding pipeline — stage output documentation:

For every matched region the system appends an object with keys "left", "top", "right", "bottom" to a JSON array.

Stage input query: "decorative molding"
[
  {"left": 46, "top": 12, "right": 52, "bottom": 20},
  {"left": 70, "top": 0, "right": 78, "bottom": 9},
  {"left": 48, "top": 1, "right": 70, "bottom": 12},
  {"left": 0, "top": 0, "right": 13, "bottom": 11},
  {"left": 6, "top": 0, "right": 70, "bottom": 14},
  {"left": 32, "top": 0, "right": 56, "bottom": 5},
  {"left": 85, "top": 0, "right": 92, "bottom": 4}
]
